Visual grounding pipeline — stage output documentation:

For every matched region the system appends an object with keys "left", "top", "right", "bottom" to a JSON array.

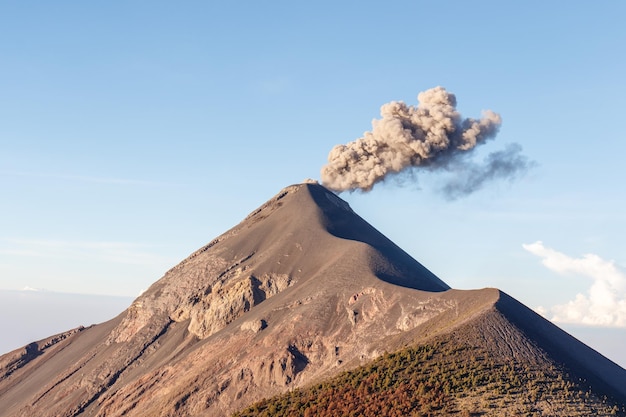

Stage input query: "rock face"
[{"left": 0, "top": 183, "right": 625, "bottom": 417}]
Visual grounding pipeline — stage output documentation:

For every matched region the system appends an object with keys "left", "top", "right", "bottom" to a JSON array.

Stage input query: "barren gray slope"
[
  {"left": 0, "top": 183, "right": 454, "bottom": 417},
  {"left": 0, "top": 182, "right": 624, "bottom": 417}
]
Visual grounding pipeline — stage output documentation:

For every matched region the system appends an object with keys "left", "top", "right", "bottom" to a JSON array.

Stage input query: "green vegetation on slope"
[{"left": 233, "top": 340, "right": 626, "bottom": 417}]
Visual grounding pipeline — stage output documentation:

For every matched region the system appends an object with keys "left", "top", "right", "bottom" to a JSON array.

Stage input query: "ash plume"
[
  {"left": 439, "top": 143, "right": 535, "bottom": 200},
  {"left": 321, "top": 86, "right": 529, "bottom": 195}
]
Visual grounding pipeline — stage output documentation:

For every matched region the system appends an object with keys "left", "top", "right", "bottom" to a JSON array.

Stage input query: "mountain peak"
[
  {"left": 1, "top": 183, "right": 624, "bottom": 417},
  {"left": 110, "top": 181, "right": 448, "bottom": 343}
]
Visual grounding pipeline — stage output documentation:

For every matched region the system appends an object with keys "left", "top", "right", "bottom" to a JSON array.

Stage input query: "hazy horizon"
[{"left": 0, "top": 289, "right": 133, "bottom": 355}]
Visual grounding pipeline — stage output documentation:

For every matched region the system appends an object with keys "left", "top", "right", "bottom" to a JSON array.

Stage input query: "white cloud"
[
  {"left": 534, "top": 305, "right": 548, "bottom": 317},
  {"left": 523, "top": 241, "right": 626, "bottom": 327}
]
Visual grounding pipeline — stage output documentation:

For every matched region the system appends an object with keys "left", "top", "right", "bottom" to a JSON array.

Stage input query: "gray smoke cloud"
[
  {"left": 438, "top": 143, "right": 535, "bottom": 200},
  {"left": 321, "top": 86, "right": 530, "bottom": 195}
]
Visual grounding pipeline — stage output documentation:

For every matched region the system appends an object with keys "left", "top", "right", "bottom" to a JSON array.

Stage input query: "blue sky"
[{"left": 1, "top": 2, "right": 625, "bottom": 361}]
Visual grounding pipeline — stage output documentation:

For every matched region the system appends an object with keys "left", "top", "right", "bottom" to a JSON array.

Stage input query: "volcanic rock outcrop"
[{"left": 1, "top": 183, "right": 625, "bottom": 416}]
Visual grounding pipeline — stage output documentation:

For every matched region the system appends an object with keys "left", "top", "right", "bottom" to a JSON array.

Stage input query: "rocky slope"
[
  {"left": 236, "top": 305, "right": 626, "bottom": 416},
  {"left": 1, "top": 182, "right": 625, "bottom": 416}
]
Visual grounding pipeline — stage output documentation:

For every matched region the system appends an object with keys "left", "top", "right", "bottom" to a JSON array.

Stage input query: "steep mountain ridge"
[
  {"left": 494, "top": 292, "right": 626, "bottom": 400},
  {"left": 1, "top": 182, "right": 624, "bottom": 416}
]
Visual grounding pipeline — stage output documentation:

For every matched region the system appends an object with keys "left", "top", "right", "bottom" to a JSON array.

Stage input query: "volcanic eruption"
[{"left": 321, "top": 86, "right": 533, "bottom": 198}]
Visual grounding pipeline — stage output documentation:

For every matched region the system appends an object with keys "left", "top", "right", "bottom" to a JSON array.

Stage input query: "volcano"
[{"left": 1, "top": 182, "right": 625, "bottom": 416}]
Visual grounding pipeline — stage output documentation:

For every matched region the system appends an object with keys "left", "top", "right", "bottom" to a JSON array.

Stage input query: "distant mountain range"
[{"left": 1, "top": 182, "right": 625, "bottom": 416}]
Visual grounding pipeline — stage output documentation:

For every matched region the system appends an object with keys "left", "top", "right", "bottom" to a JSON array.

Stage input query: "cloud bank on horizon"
[
  {"left": 524, "top": 241, "right": 626, "bottom": 327},
  {"left": 321, "top": 86, "right": 532, "bottom": 198}
]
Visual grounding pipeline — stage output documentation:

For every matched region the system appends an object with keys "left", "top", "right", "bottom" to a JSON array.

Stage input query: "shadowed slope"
[{"left": 306, "top": 183, "right": 449, "bottom": 291}]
